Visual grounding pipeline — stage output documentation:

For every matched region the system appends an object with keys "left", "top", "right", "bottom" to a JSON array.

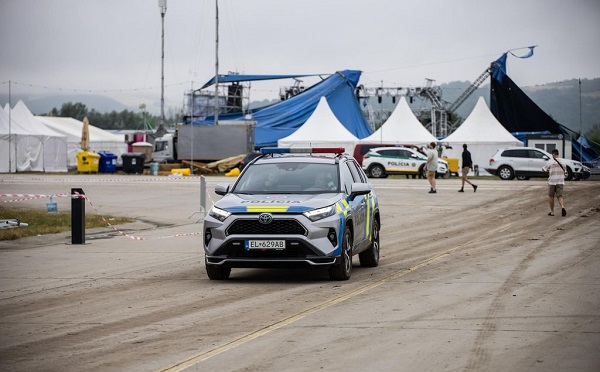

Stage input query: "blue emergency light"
[{"left": 261, "top": 147, "right": 345, "bottom": 154}]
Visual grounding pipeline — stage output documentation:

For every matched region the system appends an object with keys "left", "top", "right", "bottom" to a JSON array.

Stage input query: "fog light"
[
  {"left": 204, "top": 228, "right": 212, "bottom": 246},
  {"left": 328, "top": 228, "right": 337, "bottom": 246}
]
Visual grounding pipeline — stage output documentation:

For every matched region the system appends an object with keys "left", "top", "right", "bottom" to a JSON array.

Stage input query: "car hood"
[{"left": 215, "top": 193, "right": 344, "bottom": 213}]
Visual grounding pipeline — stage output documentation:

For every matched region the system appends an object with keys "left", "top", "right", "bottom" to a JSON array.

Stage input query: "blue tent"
[{"left": 194, "top": 70, "right": 373, "bottom": 147}]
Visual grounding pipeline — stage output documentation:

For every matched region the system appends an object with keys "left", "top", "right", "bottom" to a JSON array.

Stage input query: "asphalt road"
[{"left": 0, "top": 174, "right": 599, "bottom": 371}]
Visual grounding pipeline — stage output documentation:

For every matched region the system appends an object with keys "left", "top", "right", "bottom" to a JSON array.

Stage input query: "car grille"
[{"left": 226, "top": 219, "right": 307, "bottom": 236}]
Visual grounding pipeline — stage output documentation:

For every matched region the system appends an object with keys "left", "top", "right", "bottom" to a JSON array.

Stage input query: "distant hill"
[{"left": 0, "top": 93, "right": 129, "bottom": 115}]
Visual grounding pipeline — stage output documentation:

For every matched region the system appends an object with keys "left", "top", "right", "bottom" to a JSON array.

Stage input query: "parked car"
[
  {"left": 362, "top": 146, "right": 449, "bottom": 178},
  {"left": 204, "top": 147, "right": 381, "bottom": 281},
  {"left": 485, "top": 147, "right": 586, "bottom": 180},
  {"left": 353, "top": 143, "right": 398, "bottom": 166}
]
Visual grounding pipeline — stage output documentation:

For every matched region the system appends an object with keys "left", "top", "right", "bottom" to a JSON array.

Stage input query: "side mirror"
[
  {"left": 349, "top": 183, "right": 370, "bottom": 200},
  {"left": 543, "top": 156, "right": 549, "bottom": 160},
  {"left": 215, "top": 184, "right": 230, "bottom": 196}
]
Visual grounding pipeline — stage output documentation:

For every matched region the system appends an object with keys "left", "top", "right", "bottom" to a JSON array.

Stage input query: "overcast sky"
[{"left": 1, "top": 0, "right": 599, "bottom": 115}]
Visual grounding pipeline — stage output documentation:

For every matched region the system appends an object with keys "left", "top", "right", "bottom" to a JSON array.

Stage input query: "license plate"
[{"left": 246, "top": 240, "right": 285, "bottom": 250}]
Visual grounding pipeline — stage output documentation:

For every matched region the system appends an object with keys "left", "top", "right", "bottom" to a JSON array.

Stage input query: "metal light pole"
[
  {"left": 214, "top": 0, "right": 219, "bottom": 125},
  {"left": 579, "top": 78, "right": 583, "bottom": 162},
  {"left": 8, "top": 80, "right": 12, "bottom": 173},
  {"left": 159, "top": 0, "right": 167, "bottom": 126}
]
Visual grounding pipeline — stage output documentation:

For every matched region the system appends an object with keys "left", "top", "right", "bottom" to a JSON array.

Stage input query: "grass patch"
[{"left": 0, "top": 206, "right": 133, "bottom": 241}]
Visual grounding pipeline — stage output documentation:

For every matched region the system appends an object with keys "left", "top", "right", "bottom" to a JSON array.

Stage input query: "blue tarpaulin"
[{"left": 194, "top": 70, "right": 373, "bottom": 147}]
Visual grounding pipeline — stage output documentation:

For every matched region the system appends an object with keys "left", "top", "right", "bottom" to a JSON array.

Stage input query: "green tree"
[{"left": 58, "top": 102, "right": 88, "bottom": 120}]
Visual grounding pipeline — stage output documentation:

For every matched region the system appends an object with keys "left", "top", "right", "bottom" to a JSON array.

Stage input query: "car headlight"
[
  {"left": 208, "top": 206, "right": 231, "bottom": 222},
  {"left": 303, "top": 204, "right": 336, "bottom": 222}
]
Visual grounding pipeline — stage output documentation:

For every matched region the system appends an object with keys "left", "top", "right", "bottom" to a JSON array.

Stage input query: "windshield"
[{"left": 233, "top": 163, "right": 339, "bottom": 194}]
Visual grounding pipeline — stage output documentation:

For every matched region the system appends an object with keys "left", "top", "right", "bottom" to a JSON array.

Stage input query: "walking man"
[
  {"left": 459, "top": 144, "right": 478, "bottom": 192},
  {"left": 542, "top": 149, "right": 567, "bottom": 216},
  {"left": 424, "top": 142, "right": 438, "bottom": 194}
]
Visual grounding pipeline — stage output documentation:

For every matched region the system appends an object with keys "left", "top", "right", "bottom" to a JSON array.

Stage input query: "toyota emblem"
[{"left": 258, "top": 213, "right": 273, "bottom": 224}]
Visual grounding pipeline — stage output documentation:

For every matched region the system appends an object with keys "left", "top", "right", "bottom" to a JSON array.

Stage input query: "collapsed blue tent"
[
  {"left": 490, "top": 54, "right": 562, "bottom": 134},
  {"left": 195, "top": 70, "right": 373, "bottom": 147}
]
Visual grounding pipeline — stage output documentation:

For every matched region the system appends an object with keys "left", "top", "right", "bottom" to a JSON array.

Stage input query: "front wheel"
[
  {"left": 497, "top": 165, "right": 514, "bottom": 180},
  {"left": 369, "top": 164, "right": 386, "bottom": 178},
  {"left": 359, "top": 219, "right": 380, "bottom": 267},
  {"left": 329, "top": 227, "right": 352, "bottom": 280}
]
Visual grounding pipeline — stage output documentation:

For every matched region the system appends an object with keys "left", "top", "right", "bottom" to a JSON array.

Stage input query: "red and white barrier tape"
[
  {"left": 1, "top": 193, "right": 70, "bottom": 203},
  {"left": 1, "top": 192, "right": 202, "bottom": 240}
]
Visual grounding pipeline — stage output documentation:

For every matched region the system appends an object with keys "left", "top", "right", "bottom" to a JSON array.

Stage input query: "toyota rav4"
[{"left": 203, "top": 147, "right": 381, "bottom": 281}]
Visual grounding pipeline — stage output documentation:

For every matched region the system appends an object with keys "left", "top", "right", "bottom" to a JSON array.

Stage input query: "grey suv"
[
  {"left": 486, "top": 147, "right": 585, "bottom": 180},
  {"left": 203, "top": 147, "right": 381, "bottom": 281}
]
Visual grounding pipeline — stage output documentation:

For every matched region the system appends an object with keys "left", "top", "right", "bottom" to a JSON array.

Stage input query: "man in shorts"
[
  {"left": 542, "top": 149, "right": 567, "bottom": 216},
  {"left": 424, "top": 142, "right": 438, "bottom": 194}
]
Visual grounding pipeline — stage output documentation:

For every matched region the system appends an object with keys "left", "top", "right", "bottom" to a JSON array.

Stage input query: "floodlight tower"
[{"left": 159, "top": 0, "right": 167, "bottom": 126}]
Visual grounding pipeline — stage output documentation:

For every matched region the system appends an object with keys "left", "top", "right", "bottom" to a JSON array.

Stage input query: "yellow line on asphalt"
[{"left": 161, "top": 222, "right": 513, "bottom": 372}]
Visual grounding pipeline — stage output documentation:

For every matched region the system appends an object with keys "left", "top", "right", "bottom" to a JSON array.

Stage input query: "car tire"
[
  {"left": 205, "top": 262, "right": 231, "bottom": 280},
  {"left": 419, "top": 165, "right": 427, "bottom": 179},
  {"left": 443, "top": 170, "right": 451, "bottom": 179},
  {"left": 359, "top": 219, "right": 379, "bottom": 267},
  {"left": 369, "top": 164, "right": 386, "bottom": 178},
  {"left": 329, "top": 227, "right": 352, "bottom": 281},
  {"left": 566, "top": 167, "right": 574, "bottom": 181},
  {"left": 498, "top": 165, "right": 515, "bottom": 180}
]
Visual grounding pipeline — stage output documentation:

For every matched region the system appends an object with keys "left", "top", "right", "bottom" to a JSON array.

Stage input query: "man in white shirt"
[{"left": 542, "top": 149, "right": 567, "bottom": 216}]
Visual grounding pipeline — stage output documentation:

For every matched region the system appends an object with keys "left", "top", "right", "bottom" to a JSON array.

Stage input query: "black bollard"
[{"left": 71, "top": 188, "right": 85, "bottom": 244}]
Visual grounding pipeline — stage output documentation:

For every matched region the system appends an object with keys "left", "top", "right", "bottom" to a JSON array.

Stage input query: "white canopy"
[
  {"left": 278, "top": 96, "right": 359, "bottom": 154},
  {"left": 0, "top": 101, "right": 68, "bottom": 172},
  {"left": 360, "top": 96, "right": 436, "bottom": 145},
  {"left": 443, "top": 97, "right": 523, "bottom": 173},
  {"left": 37, "top": 116, "right": 128, "bottom": 168}
]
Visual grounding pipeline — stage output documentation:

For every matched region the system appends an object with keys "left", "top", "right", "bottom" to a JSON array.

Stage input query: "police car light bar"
[{"left": 261, "top": 147, "right": 345, "bottom": 154}]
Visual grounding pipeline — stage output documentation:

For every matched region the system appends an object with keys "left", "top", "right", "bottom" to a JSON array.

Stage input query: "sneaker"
[
  {"left": 458, "top": 189, "right": 464, "bottom": 193},
  {"left": 428, "top": 189, "right": 437, "bottom": 194},
  {"left": 473, "top": 185, "right": 478, "bottom": 192},
  {"left": 562, "top": 208, "right": 567, "bottom": 217}
]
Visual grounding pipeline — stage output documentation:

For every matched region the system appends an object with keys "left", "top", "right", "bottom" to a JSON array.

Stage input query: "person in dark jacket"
[{"left": 459, "top": 144, "right": 478, "bottom": 192}]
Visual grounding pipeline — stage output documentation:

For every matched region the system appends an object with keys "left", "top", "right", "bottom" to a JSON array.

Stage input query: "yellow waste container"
[
  {"left": 171, "top": 168, "right": 191, "bottom": 176},
  {"left": 444, "top": 157, "right": 459, "bottom": 176},
  {"left": 76, "top": 151, "right": 100, "bottom": 173}
]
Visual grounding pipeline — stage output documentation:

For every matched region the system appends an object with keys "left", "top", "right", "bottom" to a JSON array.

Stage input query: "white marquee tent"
[
  {"left": 278, "top": 96, "right": 359, "bottom": 154},
  {"left": 0, "top": 101, "right": 68, "bottom": 172},
  {"left": 360, "top": 96, "right": 437, "bottom": 145},
  {"left": 443, "top": 97, "right": 523, "bottom": 174},
  {"left": 37, "top": 116, "right": 127, "bottom": 168}
]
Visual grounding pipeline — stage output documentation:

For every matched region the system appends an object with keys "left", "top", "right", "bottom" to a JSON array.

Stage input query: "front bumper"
[{"left": 204, "top": 212, "right": 343, "bottom": 268}]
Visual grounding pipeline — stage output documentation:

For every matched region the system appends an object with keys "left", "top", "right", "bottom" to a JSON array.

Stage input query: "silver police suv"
[
  {"left": 486, "top": 147, "right": 586, "bottom": 180},
  {"left": 203, "top": 147, "right": 381, "bottom": 281}
]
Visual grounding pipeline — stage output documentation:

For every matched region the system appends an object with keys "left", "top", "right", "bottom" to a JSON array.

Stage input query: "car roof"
[
  {"left": 369, "top": 146, "right": 419, "bottom": 152},
  {"left": 252, "top": 154, "right": 346, "bottom": 165}
]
